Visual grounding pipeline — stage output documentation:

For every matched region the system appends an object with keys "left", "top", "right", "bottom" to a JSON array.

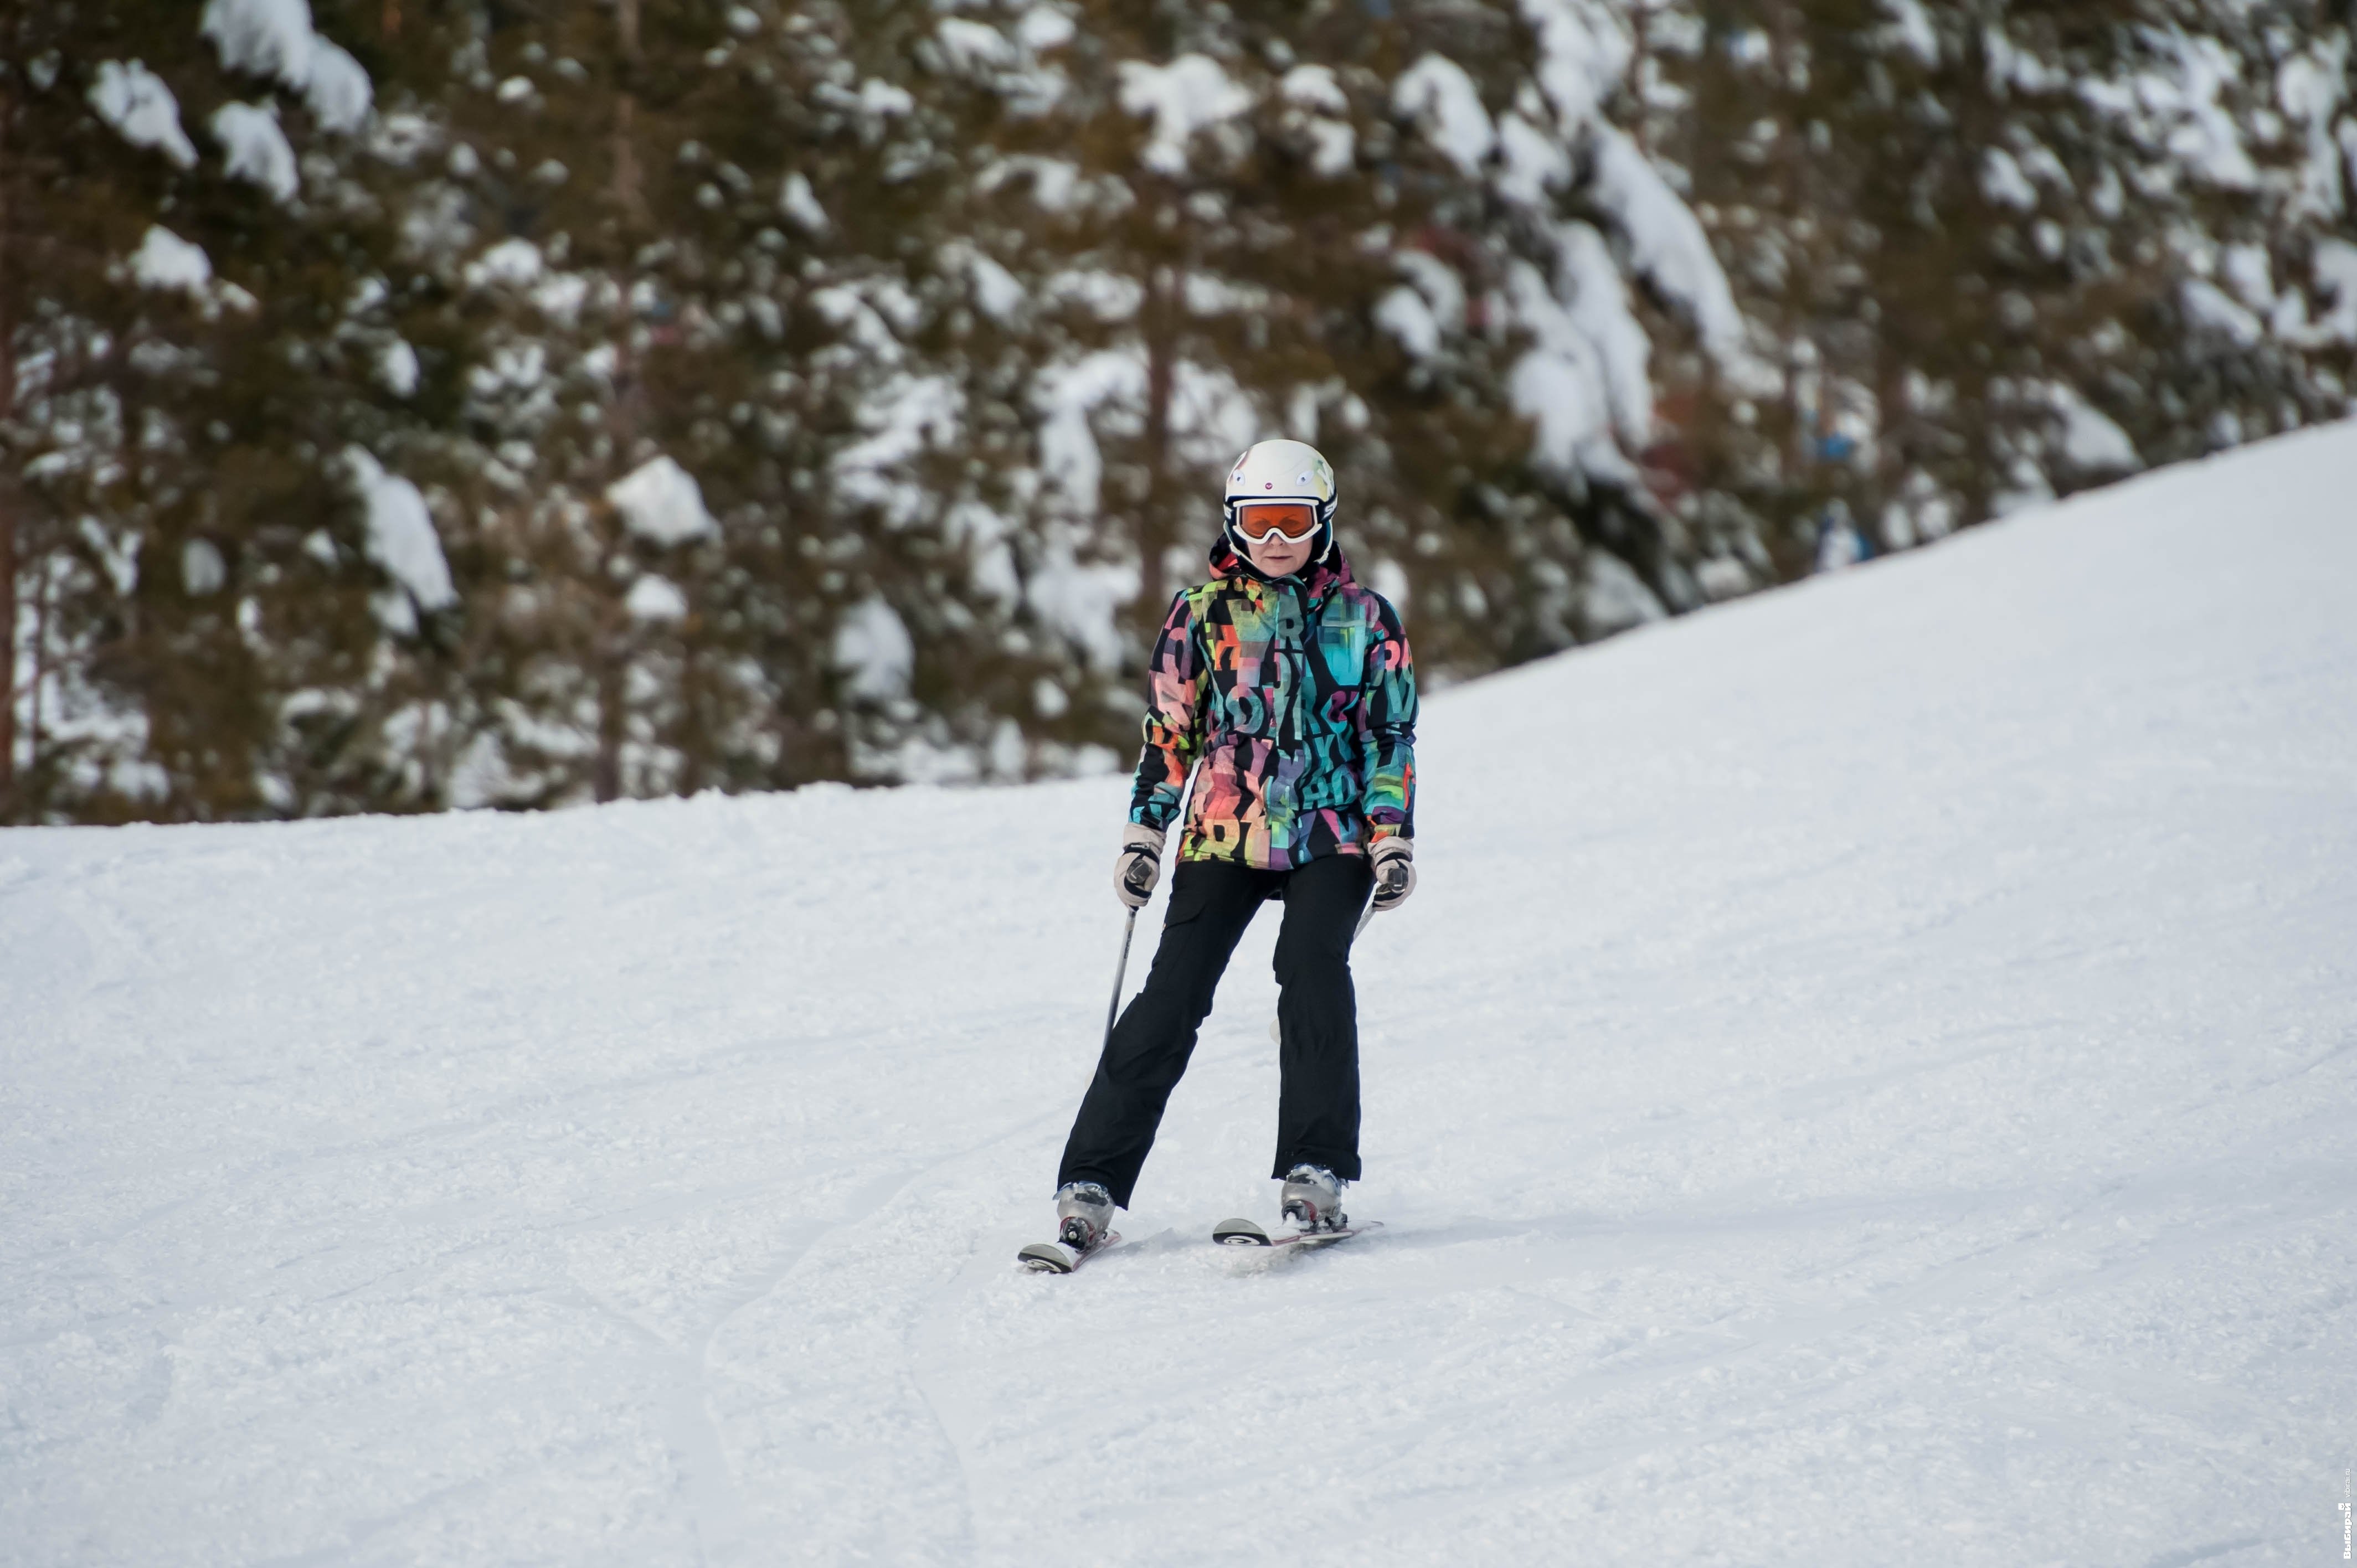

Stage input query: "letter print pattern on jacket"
[{"left": 1128, "top": 539, "right": 1417, "bottom": 870}]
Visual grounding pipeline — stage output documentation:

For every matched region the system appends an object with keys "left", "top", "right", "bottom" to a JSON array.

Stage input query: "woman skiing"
[{"left": 1047, "top": 439, "right": 1418, "bottom": 1256}]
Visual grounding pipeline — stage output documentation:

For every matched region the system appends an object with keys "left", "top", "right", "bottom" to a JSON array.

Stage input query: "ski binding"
[
  {"left": 1017, "top": 1231, "right": 1121, "bottom": 1274},
  {"left": 1212, "top": 1217, "right": 1382, "bottom": 1250}
]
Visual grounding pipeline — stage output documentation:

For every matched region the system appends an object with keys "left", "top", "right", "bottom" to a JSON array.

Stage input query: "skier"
[{"left": 1048, "top": 438, "right": 1418, "bottom": 1257}]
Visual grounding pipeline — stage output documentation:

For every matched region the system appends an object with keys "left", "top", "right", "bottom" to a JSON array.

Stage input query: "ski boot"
[
  {"left": 1279, "top": 1164, "right": 1348, "bottom": 1234},
  {"left": 1054, "top": 1180, "right": 1115, "bottom": 1252}
]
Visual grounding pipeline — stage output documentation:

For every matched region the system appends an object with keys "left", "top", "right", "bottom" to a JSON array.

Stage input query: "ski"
[
  {"left": 1211, "top": 1217, "right": 1382, "bottom": 1251},
  {"left": 1016, "top": 1231, "right": 1121, "bottom": 1274}
]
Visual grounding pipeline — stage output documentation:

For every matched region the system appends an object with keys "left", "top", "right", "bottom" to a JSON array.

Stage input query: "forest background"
[{"left": 3, "top": 0, "right": 2351, "bottom": 822}]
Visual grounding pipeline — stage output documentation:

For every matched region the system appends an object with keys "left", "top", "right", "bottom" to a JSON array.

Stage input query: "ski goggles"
[{"left": 1231, "top": 500, "right": 1321, "bottom": 540}]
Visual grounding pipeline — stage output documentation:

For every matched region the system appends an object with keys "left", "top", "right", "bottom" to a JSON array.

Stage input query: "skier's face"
[{"left": 1244, "top": 528, "right": 1315, "bottom": 577}]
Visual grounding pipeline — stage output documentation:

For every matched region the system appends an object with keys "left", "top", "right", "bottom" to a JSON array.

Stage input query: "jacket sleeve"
[
  {"left": 1128, "top": 590, "right": 1205, "bottom": 832},
  {"left": 1360, "top": 594, "right": 1417, "bottom": 840}
]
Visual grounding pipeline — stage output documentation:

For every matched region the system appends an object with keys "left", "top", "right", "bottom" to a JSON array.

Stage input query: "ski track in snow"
[{"left": 6, "top": 422, "right": 2357, "bottom": 1565}]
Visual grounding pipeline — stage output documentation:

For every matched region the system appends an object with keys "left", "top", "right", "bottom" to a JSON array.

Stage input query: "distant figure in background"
[
  {"left": 1815, "top": 498, "right": 1874, "bottom": 573},
  {"left": 1047, "top": 439, "right": 1418, "bottom": 1255}
]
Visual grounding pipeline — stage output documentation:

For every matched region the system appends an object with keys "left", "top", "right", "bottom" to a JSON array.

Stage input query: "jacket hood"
[{"left": 1207, "top": 530, "right": 1356, "bottom": 597}]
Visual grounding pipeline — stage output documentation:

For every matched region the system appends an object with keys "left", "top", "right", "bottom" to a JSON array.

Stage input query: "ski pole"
[{"left": 1104, "top": 906, "right": 1139, "bottom": 1049}]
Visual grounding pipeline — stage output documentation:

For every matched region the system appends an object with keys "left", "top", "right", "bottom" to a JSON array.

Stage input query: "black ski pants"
[{"left": 1057, "top": 852, "right": 1375, "bottom": 1208}]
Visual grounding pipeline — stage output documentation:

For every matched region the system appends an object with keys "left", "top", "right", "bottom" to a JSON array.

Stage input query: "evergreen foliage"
[
  {"left": 1635, "top": 0, "right": 2355, "bottom": 564},
  {"left": 4, "top": 0, "right": 2351, "bottom": 822}
]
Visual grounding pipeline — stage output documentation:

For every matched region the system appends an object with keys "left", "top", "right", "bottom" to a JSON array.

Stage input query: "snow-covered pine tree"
[
  {"left": 1, "top": 0, "right": 460, "bottom": 822},
  {"left": 1640, "top": 0, "right": 2355, "bottom": 566},
  {"left": 903, "top": 0, "right": 1764, "bottom": 732},
  {"left": 363, "top": 0, "right": 1093, "bottom": 801},
  {"left": 368, "top": 0, "right": 754, "bottom": 806},
  {"left": 11, "top": 0, "right": 2346, "bottom": 822},
  {"left": 779, "top": 0, "right": 1099, "bottom": 787}
]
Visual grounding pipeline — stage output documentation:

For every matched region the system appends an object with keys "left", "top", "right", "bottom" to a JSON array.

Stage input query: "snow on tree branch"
[{"left": 89, "top": 62, "right": 198, "bottom": 169}]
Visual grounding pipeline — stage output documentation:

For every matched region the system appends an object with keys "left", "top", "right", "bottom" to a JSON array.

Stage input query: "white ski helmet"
[{"left": 1223, "top": 439, "right": 1338, "bottom": 558}]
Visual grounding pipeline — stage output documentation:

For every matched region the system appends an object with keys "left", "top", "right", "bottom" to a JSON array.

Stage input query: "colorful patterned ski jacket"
[{"left": 1127, "top": 538, "right": 1417, "bottom": 869}]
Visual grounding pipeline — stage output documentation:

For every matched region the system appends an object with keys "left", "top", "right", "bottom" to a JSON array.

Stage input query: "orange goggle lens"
[{"left": 1233, "top": 501, "right": 1320, "bottom": 540}]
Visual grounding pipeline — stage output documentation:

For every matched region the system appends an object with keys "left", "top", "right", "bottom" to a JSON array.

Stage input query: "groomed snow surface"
[{"left": 7, "top": 424, "right": 2356, "bottom": 1566}]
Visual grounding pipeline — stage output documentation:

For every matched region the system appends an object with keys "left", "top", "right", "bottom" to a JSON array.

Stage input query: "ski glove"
[
  {"left": 1115, "top": 824, "right": 1166, "bottom": 910},
  {"left": 1370, "top": 837, "right": 1416, "bottom": 912}
]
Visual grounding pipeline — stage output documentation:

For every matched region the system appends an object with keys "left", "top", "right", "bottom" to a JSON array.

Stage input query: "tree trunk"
[
  {"left": 0, "top": 84, "right": 19, "bottom": 817},
  {"left": 0, "top": 501, "right": 14, "bottom": 818},
  {"left": 1140, "top": 257, "right": 1176, "bottom": 618},
  {"left": 591, "top": 0, "right": 646, "bottom": 806},
  {"left": 612, "top": 95, "right": 646, "bottom": 224},
  {"left": 594, "top": 634, "right": 625, "bottom": 803},
  {"left": 26, "top": 567, "right": 43, "bottom": 794},
  {"left": 611, "top": 0, "right": 646, "bottom": 224}
]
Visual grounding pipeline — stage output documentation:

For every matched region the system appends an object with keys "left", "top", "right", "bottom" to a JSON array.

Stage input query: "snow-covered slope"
[{"left": 6, "top": 424, "right": 2355, "bottom": 1567}]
